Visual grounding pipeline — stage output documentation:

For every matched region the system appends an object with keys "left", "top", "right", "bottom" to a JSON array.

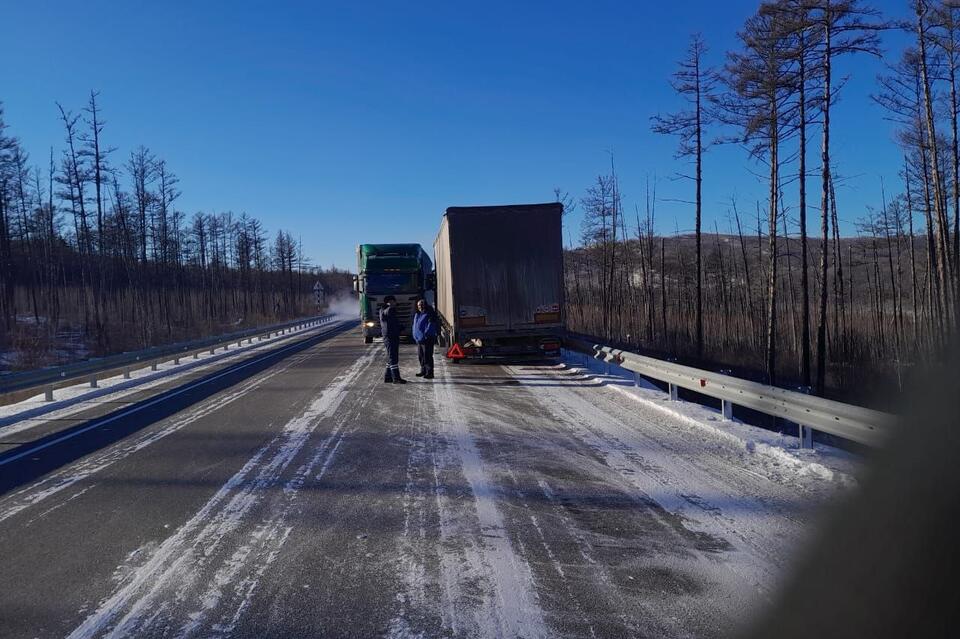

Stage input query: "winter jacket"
[
  {"left": 379, "top": 305, "right": 402, "bottom": 340},
  {"left": 413, "top": 308, "right": 439, "bottom": 343}
]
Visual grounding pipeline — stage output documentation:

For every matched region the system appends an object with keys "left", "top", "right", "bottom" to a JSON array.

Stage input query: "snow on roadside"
[
  {"left": 561, "top": 350, "right": 860, "bottom": 486},
  {"left": 499, "top": 358, "right": 870, "bottom": 622},
  {"left": 0, "top": 320, "right": 345, "bottom": 435}
]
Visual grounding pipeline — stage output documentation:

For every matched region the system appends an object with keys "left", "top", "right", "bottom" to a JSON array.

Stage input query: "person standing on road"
[
  {"left": 380, "top": 295, "right": 406, "bottom": 384},
  {"left": 413, "top": 298, "right": 439, "bottom": 379}
]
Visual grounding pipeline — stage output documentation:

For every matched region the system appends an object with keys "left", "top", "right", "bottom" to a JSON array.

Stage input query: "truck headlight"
[{"left": 364, "top": 321, "right": 376, "bottom": 328}]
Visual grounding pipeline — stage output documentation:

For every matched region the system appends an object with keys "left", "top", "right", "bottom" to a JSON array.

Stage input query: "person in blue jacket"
[
  {"left": 380, "top": 295, "right": 405, "bottom": 384},
  {"left": 413, "top": 298, "right": 439, "bottom": 379}
]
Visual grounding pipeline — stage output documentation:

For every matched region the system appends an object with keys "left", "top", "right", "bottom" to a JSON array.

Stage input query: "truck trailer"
[
  {"left": 434, "top": 203, "right": 565, "bottom": 360},
  {"left": 354, "top": 244, "right": 434, "bottom": 343}
]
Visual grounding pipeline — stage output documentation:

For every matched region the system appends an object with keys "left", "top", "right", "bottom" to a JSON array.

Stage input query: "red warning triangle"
[{"left": 446, "top": 343, "right": 466, "bottom": 359}]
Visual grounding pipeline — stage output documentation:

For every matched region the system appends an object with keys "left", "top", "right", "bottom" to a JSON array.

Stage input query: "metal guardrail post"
[
  {"left": 721, "top": 399, "right": 733, "bottom": 421},
  {"left": 123, "top": 367, "right": 131, "bottom": 379},
  {"left": 193, "top": 351, "right": 199, "bottom": 359},
  {"left": 668, "top": 383, "right": 679, "bottom": 401},
  {"left": 89, "top": 375, "right": 98, "bottom": 389},
  {"left": 634, "top": 372, "right": 641, "bottom": 387},
  {"left": 44, "top": 386, "right": 54, "bottom": 402},
  {"left": 151, "top": 361, "right": 158, "bottom": 371},
  {"left": 174, "top": 357, "right": 180, "bottom": 365},
  {"left": 799, "top": 425, "right": 813, "bottom": 449}
]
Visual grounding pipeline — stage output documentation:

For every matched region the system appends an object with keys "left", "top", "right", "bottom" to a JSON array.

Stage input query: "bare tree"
[
  {"left": 652, "top": 33, "right": 718, "bottom": 359},
  {"left": 716, "top": 9, "right": 799, "bottom": 383},
  {"left": 807, "top": 0, "right": 885, "bottom": 393}
]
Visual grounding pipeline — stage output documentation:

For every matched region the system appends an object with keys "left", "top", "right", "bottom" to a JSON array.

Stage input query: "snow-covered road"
[{"left": 0, "top": 329, "right": 857, "bottom": 638}]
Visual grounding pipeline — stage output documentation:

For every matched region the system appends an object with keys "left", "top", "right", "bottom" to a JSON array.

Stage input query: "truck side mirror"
[{"left": 352, "top": 275, "right": 360, "bottom": 293}]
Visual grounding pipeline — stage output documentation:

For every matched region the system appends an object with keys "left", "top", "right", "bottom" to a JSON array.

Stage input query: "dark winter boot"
[{"left": 392, "top": 370, "right": 407, "bottom": 384}]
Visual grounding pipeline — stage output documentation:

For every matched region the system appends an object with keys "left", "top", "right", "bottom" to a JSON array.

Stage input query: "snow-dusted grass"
[
  {"left": 561, "top": 349, "right": 860, "bottom": 486},
  {"left": 0, "top": 320, "right": 345, "bottom": 435}
]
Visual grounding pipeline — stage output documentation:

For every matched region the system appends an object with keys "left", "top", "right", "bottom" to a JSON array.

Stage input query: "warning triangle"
[{"left": 446, "top": 343, "right": 466, "bottom": 359}]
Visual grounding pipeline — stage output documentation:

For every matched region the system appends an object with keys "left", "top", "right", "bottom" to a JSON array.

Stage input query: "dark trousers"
[
  {"left": 417, "top": 339, "right": 435, "bottom": 376},
  {"left": 383, "top": 337, "right": 400, "bottom": 381}
]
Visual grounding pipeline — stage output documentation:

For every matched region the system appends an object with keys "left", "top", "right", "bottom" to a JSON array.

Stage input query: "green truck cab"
[{"left": 354, "top": 244, "right": 435, "bottom": 343}]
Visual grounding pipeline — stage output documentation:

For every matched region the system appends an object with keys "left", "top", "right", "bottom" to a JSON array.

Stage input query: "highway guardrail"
[
  {"left": 0, "top": 314, "right": 338, "bottom": 403},
  {"left": 564, "top": 336, "right": 897, "bottom": 448}
]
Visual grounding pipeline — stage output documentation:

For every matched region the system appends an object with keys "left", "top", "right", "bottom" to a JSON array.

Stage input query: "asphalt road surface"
[{"left": 0, "top": 324, "right": 846, "bottom": 638}]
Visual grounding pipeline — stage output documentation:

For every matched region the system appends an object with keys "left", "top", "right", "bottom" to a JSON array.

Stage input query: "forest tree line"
[
  {"left": 564, "top": 0, "right": 959, "bottom": 407},
  {"left": 0, "top": 93, "right": 335, "bottom": 370}
]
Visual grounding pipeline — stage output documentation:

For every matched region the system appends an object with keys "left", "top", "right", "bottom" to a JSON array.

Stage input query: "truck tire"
[{"left": 364, "top": 335, "right": 373, "bottom": 344}]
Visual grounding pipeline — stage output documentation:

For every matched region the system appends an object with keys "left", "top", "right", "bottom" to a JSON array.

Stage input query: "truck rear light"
[{"left": 539, "top": 339, "right": 561, "bottom": 351}]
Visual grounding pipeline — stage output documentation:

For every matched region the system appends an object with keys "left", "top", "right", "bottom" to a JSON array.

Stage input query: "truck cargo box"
[{"left": 434, "top": 203, "right": 565, "bottom": 359}]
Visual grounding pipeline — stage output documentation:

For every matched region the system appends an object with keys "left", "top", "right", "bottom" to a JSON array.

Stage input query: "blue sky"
[{"left": 2, "top": 0, "right": 913, "bottom": 270}]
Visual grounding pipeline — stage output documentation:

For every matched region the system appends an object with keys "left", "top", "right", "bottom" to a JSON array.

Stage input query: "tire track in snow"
[
  {"left": 424, "top": 359, "right": 548, "bottom": 639},
  {"left": 388, "top": 372, "right": 441, "bottom": 638},
  {"left": 196, "top": 350, "right": 383, "bottom": 638},
  {"left": 501, "top": 363, "right": 823, "bottom": 611},
  {"left": 65, "top": 347, "right": 377, "bottom": 639}
]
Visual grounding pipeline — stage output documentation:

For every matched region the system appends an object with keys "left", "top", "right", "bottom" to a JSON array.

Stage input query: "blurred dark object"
[{"left": 736, "top": 342, "right": 960, "bottom": 638}]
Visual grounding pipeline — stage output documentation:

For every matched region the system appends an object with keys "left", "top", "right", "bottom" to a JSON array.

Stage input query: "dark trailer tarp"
[{"left": 434, "top": 202, "right": 565, "bottom": 357}]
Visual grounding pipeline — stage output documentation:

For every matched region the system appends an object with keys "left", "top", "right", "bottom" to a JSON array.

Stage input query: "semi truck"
[
  {"left": 434, "top": 203, "right": 565, "bottom": 360},
  {"left": 354, "top": 244, "right": 434, "bottom": 343}
]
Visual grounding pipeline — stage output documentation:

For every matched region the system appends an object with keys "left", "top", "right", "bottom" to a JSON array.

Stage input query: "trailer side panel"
[{"left": 435, "top": 203, "right": 564, "bottom": 356}]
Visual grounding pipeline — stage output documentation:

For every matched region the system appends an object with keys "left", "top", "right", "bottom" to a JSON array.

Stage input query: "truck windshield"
[{"left": 365, "top": 273, "right": 415, "bottom": 293}]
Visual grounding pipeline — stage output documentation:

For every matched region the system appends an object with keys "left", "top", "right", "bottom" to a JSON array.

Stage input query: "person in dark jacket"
[
  {"left": 413, "top": 299, "right": 439, "bottom": 379},
  {"left": 379, "top": 295, "right": 405, "bottom": 384}
]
